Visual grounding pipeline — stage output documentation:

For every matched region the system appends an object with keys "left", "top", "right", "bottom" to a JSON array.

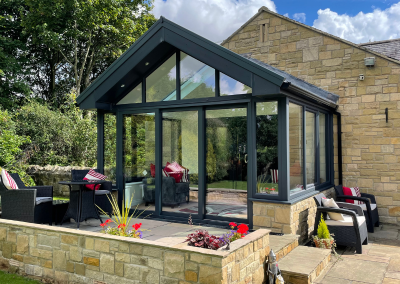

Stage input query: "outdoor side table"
[
  {"left": 52, "top": 200, "right": 69, "bottom": 225},
  {"left": 58, "top": 180, "right": 106, "bottom": 229}
]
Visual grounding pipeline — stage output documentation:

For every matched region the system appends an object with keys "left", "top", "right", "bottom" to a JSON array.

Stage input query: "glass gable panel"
[
  {"left": 117, "top": 83, "right": 142, "bottom": 105},
  {"left": 220, "top": 73, "right": 252, "bottom": 96},
  {"left": 180, "top": 52, "right": 215, "bottom": 100},
  {"left": 146, "top": 54, "right": 177, "bottom": 102}
]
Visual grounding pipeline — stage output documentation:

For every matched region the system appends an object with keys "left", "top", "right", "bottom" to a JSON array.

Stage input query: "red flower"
[
  {"left": 271, "top": 188, "right": 276, "bottom": 191},
  {"left": 100, "top": 223, "right": 106, "bottom": 228},
  {"left": 133, "top": 223, "right": 142, "bottom": 230},
  {"left": 106, "top": 219, "right": 112, "bottom": 223},
  {"left": 237, "top": 224, "right": 249, "bottom": 235},
  {"left": 229, "top": 222, "right": 237, "bottom": 228},
  {"left": 118, "top": 224, "right": 126, "bottom": 229}
]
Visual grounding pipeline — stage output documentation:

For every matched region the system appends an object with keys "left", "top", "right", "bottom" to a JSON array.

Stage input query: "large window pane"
[
  {"left": 117, "top": 83, "right": 142, "bottom": 105},
  {"left": 319, "top": 113, "right": 327, "bottom": 183},
  {"left": 206, "top": 108, "right": 247, "bottom": 219},
  {"left": 256, "top": 102, "right": 278, "bottom": 195},
  {"left": 220, "top": 73, "right": 252, "bottom": 96},
  {"left": 146, "top": 54, "right": 176, "bottom": 102},
  {"left": 289, "top": 103, "right": 303, "bottom": 194},
  {"left": 306, "top": 112, "right": 316, "bottom": 186},
  {"left": 180, "top": 52, "right": 215, "bottom": 100},
  {"left": 123, "top": 113, "right": 155, "bottom": 210},
  {"left": 104, "top": 113, "right": 116, "bottom": 183},
  {"left": 162, "top": 111, "right": 198, "bottom": 214}
]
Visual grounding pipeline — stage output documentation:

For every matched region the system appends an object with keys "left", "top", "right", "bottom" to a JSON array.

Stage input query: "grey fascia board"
[
  {"left": 76, "top": 19, "right": 165, "bottom": 105},
  {"left": 286, "top": 83, "right": 338, "bottom": 108}
]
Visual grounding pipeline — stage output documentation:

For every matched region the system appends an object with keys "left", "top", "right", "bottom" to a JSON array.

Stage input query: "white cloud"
[
  {"left": 283, "top": 13, "right": 289, "bottom": 18},
  {"left": 313, "top": 3, "right": 400, "bottom": 43},
  {"left": 293, "top": 13, "right": 306, "bottom": 23},
  {"left": 152, "top": 0, "right": 277, "bottom": 42}
]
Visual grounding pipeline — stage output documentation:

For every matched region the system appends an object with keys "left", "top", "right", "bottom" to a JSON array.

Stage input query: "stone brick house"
[{"left": 222, "top": 6, "right": 400, "bottom": 226}]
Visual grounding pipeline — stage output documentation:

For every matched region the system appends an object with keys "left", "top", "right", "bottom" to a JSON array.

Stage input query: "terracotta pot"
[{"left": 314, "top": 238, "right": 334, "bottom": 249}]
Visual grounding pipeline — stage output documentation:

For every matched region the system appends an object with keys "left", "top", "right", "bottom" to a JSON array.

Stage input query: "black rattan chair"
[
  {"left": 334, "top": 185, "right": 380, "bottom": 233},
  {"left": 314, "top": 193, "right": 368, "bottom": 254},
  {"left": 71, "top": 169, "right": 113, "bottom": 215},
  {"left": 0, "top": 174, "right": 53, "bottom": 225}
]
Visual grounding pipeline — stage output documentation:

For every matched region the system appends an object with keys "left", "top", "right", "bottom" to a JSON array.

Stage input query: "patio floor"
[
  {"left": 59, "top": 217, "right": 228, "bottom": 246},
  {"left": 315, "top": 224, "right": 400, "bottom": 284}
]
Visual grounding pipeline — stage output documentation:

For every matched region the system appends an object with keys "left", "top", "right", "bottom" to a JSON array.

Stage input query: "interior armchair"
[
  {"left": 334, "top": 185, "right": 380, "bottom": 233},
  {"left": 314, "top": 193, "right": 368, "bottom": 254},
  {"left": 0, "top": 174, "right": 53, "bottom": 225}
]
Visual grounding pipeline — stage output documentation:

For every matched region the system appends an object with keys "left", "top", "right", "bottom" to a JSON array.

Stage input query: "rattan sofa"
[
  {"left": 0, "top": 174, "right": 53, "bottom": 225},
  {"left": 334, "top": 185, "right": 379, "bottom": 233},
  {"left": 314, "top": 193, "right": 368, "bottom": 254}
]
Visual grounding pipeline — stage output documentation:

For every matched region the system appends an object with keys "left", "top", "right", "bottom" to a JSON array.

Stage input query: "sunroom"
[{"left": 76, "top": 17, "right": 341, "bottom": 231}]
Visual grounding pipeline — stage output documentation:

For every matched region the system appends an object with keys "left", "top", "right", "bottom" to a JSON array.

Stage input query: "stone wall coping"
[
  {"left": 0, "top": 219, "right": 270, "bottom": 258},
  {"left": 252, "top": 187, "right": 333, "bottom": 206}
]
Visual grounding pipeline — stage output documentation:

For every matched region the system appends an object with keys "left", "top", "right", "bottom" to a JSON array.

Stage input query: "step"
[
  {"left": 269, "top": 234, "right": 299, "bottom": 261},
  {"left": 278, "top": 246, "right": 331, "bottom": 284}
]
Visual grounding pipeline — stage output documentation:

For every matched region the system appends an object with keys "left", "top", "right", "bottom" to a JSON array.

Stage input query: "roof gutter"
[{"left": 281, "top": 81, "right": 338, "bottom": 109}]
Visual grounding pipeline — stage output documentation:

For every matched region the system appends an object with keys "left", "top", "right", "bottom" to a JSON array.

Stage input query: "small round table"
[{"left": 59, "top": 180, "right": 106, "bottom": 229}]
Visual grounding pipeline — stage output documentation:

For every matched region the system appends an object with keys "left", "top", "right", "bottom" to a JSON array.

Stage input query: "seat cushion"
[
  {"left": 36, "top": 197, "right": 52, "bottom": 205},
  {"left": 94, "top": 190, "right": 111, "bottom": 195},
  {"left": 325, "top": 215, "right": 366, "bottom": 227},
  {"left": 321, "top": 198, "right": 345, "bottom": 221},
  {"left": 359, "top": 203, "right": 377, "bottom": 211}
]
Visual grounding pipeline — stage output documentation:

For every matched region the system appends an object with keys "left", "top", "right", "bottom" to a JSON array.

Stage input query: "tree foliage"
[{"left": 15, "top": 94, "right": 97, "bottom": 166}]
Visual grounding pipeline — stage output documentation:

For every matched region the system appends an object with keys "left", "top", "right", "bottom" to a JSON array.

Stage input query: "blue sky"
[
  {"left": 277, "top": 0, "right": 399, "bottom": 26},
  {"left": 152, "top": 0, "right": 400, "bottom": 44}
]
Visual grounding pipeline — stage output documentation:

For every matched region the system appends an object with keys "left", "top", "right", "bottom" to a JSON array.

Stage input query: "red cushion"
[
  {"left": 150, "top": 163, "right": 155, "bottom": 178},
  {"left": 342, "top": 186, "right": 355, "bottom": 204},
  {"left": 163, "top": 166, "right": 183, "bottom": 183},
  {"left": 83, "top": 169, "right": 107, "bottom": 190}
]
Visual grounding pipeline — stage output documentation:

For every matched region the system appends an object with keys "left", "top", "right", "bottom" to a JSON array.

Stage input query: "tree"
[
  {"left": 0, "top": 0, "right": 31, "bottom": 110},
  {"left": 22, "top": 0, "right": 156, "bottom": 98}
]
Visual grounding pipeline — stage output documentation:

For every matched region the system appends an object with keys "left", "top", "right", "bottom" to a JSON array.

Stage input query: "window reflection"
[
  {"left": 146, "top": 54, "right": 176, "bottom": 102},
  {"left": 180, "top": 52, "right": 215, "bottom": 100},
  {"left": 117, "top": 83, "right": 142, "bottom": 105},
  {"left": 256, "top": 102, "right": 278, "bottom": 195},
  {"left": 289, "top": 103, "right": 304, "bottom": 194},
  {"left": 306, "top": 112, "right": 316, "bottom": 186},
  {"left": 319, "top": 113, "right": 327, "bottom": 183},
  {"left": 220, "top": 73, "right": 252, "bottom": 96}
]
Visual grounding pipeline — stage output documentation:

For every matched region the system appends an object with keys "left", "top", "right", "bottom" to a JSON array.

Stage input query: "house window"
[
  {"left": 117, "top": 83, "right": 142, "bottom": 105},
  {"left": 256, "top": 101, "right": 278, "bottom": 195},
  {"left": 220, "top": 73, "right": 252, "bottom": 96},
  {"left": 146, "top": 54, "right": 177, "bottom": 102},
  {"left": 180, "top": 52, "right": 216, "bottom": 100}
]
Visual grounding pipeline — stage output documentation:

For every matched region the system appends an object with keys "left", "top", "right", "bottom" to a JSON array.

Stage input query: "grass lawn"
[{"left": 0, "top": 271, "right": 40, "bottom": 283}]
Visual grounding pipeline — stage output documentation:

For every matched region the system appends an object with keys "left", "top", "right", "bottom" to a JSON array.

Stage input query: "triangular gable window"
[
  {"left": 220, "top": 73, "right": 252, "bottom": 96},
  {"left": 180, "top": 52, "right": 215, "bottom": 100},
  {"left": 117, "top": 83, "right": 142, "bottom": 105},
  {"left": 146, "top": 53, "right": 177, "bottom": 102}
]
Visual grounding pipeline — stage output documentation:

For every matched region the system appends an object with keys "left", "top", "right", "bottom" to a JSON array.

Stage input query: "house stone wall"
[
  {"left": 223, "top": 8, "right": 400, "bottom": 225},
  {"left": 0, "top": 219, "right": 270, "bottom": 284}
]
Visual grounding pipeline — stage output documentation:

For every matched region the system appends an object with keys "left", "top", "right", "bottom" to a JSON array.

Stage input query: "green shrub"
[
  {"left": 15, "top": 97, "right": 97, "bottom": 167},
  {"left": 317, "top": 214, "right": 330, "bottom": 239}
]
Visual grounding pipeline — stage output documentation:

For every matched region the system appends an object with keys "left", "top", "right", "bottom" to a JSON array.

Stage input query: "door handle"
[{"left": 244, "top": 154, "right": 248, "bottom": 163}]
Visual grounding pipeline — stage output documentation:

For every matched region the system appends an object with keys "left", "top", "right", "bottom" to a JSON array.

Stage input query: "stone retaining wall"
[
  {"left": 253, "top": 187, "right": 334, "bottom": 244},
  {"left": 0, "top": 219, "right": 270, "bottom": 284}
]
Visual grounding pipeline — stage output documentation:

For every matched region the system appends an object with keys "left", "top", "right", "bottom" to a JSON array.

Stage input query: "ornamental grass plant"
[{"left": 97, "top": 194, "right": 150, "bottom": 238}]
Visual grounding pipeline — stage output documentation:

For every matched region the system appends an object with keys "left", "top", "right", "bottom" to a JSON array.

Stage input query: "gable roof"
[
  {"left": 359, "top": 38, "right": 400, "bottom": 61},
  {"left": 222, "top": 7, "right": 400, "bottom": 66},
  {"left": 76, "top": 16, "right": 338, "bottom": 109}
]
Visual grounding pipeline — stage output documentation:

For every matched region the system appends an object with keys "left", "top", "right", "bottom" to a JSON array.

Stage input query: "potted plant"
[{"left": 313, "top": 214, "right": 335, "bottom": 249}]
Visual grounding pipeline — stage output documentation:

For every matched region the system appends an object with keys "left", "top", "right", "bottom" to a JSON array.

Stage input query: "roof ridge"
[
  {"left": 221, "top": 7, "right": 400, "bottom": 66},
  {"left": 359, "top": 38, "right": 400, "bottom": 46}
]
